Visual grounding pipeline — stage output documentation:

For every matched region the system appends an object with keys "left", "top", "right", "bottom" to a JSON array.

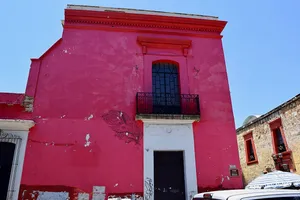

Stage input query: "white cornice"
[
  {"left": 66, "top": 4, "right": 219, "bottom": 20},
  {"left": 140, "top": 118, "right": 196, "bottom": 124},
  {"left": 0, "top": 119, "right": 35, "bottom": 131}
]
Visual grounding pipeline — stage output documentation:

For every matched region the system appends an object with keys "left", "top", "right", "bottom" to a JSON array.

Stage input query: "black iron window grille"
[
  {"left": 274, "top": 128, "right": 287, "bottom": 153},
  {"left": 246, "top": 140, "right": 256, "bottom": 161},
  {"left": 136, "top": 61, "right": 200, "bottom": 118},
  {"left": 152, "top": 62, "right": 180, "bottom": 114}
]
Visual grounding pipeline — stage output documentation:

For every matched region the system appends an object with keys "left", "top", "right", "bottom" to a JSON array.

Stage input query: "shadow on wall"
[
  {"left": 197, "top": 174, "right": 244, "bottom": 193},
  {"left": 242, "top": 173, "right": 246, "bottom": 188},
  {"left": 197, "top": 185, "right": 241, "bottom": 193}
]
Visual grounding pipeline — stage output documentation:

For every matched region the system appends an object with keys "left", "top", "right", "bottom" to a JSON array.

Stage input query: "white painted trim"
[
  {"left": 0, "top": 119, "right": 33, "bottom": 200},
  {"left": 66, "top": 5, "right": 218, "bottom": 20},
  {"left": 0, "top": 119, "right": 35, "bottom": 131},
  {"left": 139, "top": 118, "right": 197, "bottom": 125},
  {"left": 143, "top": 123, "right": 198, "bottom": 200}
]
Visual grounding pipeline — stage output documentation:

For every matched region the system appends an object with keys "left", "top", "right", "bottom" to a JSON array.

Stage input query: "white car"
[{"left": 192, "top": 189, "right": 300, "bottom": 200}]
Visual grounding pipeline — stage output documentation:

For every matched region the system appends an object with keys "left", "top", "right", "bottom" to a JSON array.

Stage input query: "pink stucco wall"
[
  {"left": 0, "top": 93, "right": 31, "bottom": 119},
  {"left": 18, "top": 8, "right": 242, "bottom": 198}
]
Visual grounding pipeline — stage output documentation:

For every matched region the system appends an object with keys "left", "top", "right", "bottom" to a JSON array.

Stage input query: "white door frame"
[{"left": 143, "top": 119, "right": 198, "bottom": 200}]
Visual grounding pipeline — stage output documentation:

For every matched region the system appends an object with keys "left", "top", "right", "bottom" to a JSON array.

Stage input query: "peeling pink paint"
[{"left": 0, "top": 93, "right": 31, "bottom": 119}]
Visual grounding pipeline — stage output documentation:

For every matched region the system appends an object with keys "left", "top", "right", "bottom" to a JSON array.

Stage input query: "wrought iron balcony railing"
[{"left": 136, "top": 92, "right": 200, "bottom": 119}]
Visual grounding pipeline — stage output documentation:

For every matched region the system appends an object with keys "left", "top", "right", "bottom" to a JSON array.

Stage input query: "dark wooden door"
[
  {"left": 0, "top": 142, "right": 15, "bottom": 200},
  {"left": 154, "top": 151, "right": 186, "bottom": 200}
]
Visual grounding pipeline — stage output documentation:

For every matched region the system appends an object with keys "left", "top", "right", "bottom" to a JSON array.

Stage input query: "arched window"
[
  {"left": 0, "top": 142, "right": 16, "bottom": 200},
  {"left": 152, "top": 61, "right": 181, "bottom": 114}
]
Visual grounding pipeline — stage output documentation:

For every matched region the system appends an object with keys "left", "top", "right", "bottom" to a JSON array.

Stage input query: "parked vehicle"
[{"left": 192, "top": 189, "right": 300, "bottom": 200}]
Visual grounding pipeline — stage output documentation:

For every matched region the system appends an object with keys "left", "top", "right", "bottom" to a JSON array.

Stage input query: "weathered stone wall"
[
  {"left": 237, "top": 98, "right": 300, "bottom": 185},
  {"left": 281, "top": 99, "right": 300, "bottom": 174}
]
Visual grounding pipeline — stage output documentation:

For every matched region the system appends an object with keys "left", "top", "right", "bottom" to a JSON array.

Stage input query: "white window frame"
[{"left": 0, "top": 119, "right": 34, "bottom": 200}]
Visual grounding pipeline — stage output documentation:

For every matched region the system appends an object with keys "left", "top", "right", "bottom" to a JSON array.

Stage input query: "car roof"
[{"left": 194, "top": 189, "right": 300, "bottom": 200}]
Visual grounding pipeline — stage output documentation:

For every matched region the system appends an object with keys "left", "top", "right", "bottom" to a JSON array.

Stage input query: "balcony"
[{"left": 136, "top": 92, "right": 200, "bottom": 121}]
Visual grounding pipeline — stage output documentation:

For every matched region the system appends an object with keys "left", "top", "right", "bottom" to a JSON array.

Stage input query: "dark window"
[
  {"left": 274, "top": 127, "right": 287, "bottom": 153},
  {"left": 244, "top": 132, "right": 258, "bottom": 165},
  {"left": 0, "top": 142, "right": 16, "bottom": 200},
  {"left": 246, "top": 140, "right": 256, "bottom": 161},
  {"left": 152, "top": 62, "right": 181, "bottom": 114}
]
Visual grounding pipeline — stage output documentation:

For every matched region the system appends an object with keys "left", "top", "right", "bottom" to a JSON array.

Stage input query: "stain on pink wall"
[{"left": 22, "top": 29, "right": 145, "bottom": 195}]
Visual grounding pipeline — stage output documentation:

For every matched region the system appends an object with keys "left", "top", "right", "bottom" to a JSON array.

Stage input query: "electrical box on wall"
[
  {"left": 230, "top": 169, "right": 239, "bottom": 177},
  {"left": 229, "top": 165, "right": 239, "bottom": 177}
]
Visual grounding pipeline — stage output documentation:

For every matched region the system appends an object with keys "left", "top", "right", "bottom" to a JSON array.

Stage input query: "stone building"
[{"left": 237, "top": 94, "right": 300, "bottom": 185}]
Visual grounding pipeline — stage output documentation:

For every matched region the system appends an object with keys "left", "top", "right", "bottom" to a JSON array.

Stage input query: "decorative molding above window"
[
  {"left": 137, "top": 37, "right": 192, "bottom": 56},
  {"left": 269, "top": 118, "right": 282, "bottom": 129}
]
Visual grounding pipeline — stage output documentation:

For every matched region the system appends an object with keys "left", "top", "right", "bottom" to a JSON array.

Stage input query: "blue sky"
[{"left": 1, "top": 0, "right": 299, "bottom": 127}]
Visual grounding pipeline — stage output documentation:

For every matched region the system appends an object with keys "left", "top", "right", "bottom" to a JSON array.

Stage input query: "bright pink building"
[{"left": 0, "top": 5, "right": 243, "bottom": 200}]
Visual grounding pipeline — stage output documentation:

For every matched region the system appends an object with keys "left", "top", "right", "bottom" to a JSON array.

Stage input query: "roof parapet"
[
  {"left": 66, "top": 4, "right": 219, "bottom": 20},
  {"left": 237, "top": 94, "right": 300, "bottom": 133}
]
